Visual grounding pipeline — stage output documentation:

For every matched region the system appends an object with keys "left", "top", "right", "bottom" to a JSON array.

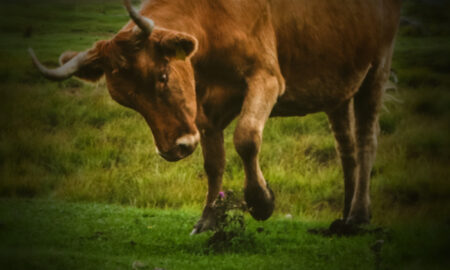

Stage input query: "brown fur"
[{"left": 53, "top": 0, "right": 402, "bottom": 232}]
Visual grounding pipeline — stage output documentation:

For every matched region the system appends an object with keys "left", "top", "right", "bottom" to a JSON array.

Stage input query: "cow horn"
[
  {"left": 28, "top": 48, "right": 90, "bottom": 81},
  {"left": 123, "top": 0, "right": 154, "bottom": 36}
]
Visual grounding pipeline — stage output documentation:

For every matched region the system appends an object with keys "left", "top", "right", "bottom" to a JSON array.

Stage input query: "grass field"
[
  {"left": 1, "top": 199, "right": 449, "bottom": 270},
  {"left": 0, "top": 0, "right": 450, "bottom": 269}
]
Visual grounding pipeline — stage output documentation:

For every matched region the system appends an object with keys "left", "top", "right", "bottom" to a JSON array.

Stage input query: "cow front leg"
[
  {"left": 234, "top": 71, "right": 283, "bottom": 220},
  {"left": 191, "top": 128, "right": 225, "bottom": 234}
]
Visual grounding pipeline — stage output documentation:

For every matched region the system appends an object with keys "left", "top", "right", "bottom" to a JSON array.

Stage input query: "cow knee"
[{"left": 234, "top": 124, "right": 262, "bottom": 160}]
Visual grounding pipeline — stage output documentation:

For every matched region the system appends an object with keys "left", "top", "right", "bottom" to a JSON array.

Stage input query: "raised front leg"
[
  {"left": 234, "top": 70, "right": 283, "bottom": 220},
  {"left": 191, "top": 128, "right": 225, "bottom": 234}
]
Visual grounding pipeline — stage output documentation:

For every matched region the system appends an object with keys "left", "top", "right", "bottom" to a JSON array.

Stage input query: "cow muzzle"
[{"left": 156, "top": 132, "right": 200, "bottom": 162}]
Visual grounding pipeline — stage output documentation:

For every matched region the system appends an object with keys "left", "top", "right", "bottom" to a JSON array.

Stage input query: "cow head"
[{"left": 29, "top": 0, "right": 199, "bottom": 162}]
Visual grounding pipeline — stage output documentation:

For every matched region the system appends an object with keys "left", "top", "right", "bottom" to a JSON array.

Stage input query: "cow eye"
[{"left": 158, "top": 73, "right": 168, "bottom": 83}]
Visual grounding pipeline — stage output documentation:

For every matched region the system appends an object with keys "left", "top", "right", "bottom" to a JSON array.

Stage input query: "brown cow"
[{"left": 29, "top": 0, "right": 402, "bottom": 234}]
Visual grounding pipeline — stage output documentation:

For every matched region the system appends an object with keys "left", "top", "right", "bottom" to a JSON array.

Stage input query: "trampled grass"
[{"left": 0, "top": 0, "right": 450, "bottom": 268}]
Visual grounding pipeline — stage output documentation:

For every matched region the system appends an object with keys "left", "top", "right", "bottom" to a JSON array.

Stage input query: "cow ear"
[
  {"left": 58, "top": 49, "right": 104, "bottom": 82},
  {"left": 158, "top": 30, "right": 198, "bottom": 60}
]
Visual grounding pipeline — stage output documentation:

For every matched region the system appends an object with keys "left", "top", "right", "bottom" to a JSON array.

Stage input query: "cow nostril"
[
  {"left": 175, "top": 132, "right": 199, "bottom": 154},
  {"left": 178, "top": 143, "right": 191, "bottom": 154}
]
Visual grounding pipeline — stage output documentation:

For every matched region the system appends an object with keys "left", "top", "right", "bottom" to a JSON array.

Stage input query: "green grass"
[
  {"left": 0, "top": 0, "right": 450, "bottom": 268},
  {"left": 1, "top": 199, "right": 449, "bottom": 270}
]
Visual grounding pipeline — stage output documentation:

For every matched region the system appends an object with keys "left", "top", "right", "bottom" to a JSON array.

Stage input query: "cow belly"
[{"left": 271, "top": 64, "right": 371, "bottom": 117}]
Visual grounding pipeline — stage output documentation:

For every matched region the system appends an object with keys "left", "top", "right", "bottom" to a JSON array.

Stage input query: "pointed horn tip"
[
  {"left": 122, "top": 0, "right": 154, "bottom": 35},
  {"left": 26, "top": 47, "right": 79, "bottom": 81},
  {"left": 28, "top": 47, "right": 36, "bottom": 58},
  {"left": 28, "top": 47, "right": 41, "bottom": 67},
  {"left": 123, "top": 0, "right": 134, "bottom": 13},
  {"left": 147, "top": 19, "right": 155, "bottom": 29}
]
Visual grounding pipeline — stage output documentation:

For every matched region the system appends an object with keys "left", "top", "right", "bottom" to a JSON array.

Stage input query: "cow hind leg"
[
  {"left": 234, "top": 70, "right": 283, "bottom": 220},
  {"left": 347, "top": 57, "right": 391, "bottom": 225},
  {"left": 327, "top": 99, "right": 358, "bottom": 221}
]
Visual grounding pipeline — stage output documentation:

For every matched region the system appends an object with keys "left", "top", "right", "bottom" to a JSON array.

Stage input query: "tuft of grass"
[{"left": 207, "top": 191, "right": 250, "bottom": 253}]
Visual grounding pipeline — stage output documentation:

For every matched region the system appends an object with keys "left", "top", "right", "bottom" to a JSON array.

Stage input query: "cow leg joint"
[{"left": 234, "top": 120, "right": 274, "bottom": 220}]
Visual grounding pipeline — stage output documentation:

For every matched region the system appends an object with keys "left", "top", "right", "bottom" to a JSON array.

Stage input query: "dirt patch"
[
  {"left": 308, "top": 219, "right": 387, "bottom": 237},
  {"left": 308, "top": 219, "right": 391, "bottom": 269}
]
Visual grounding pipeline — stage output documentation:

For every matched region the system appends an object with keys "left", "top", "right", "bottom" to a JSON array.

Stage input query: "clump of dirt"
[{"left": 207, "top": 191, "right": 250, "bottom": 251}]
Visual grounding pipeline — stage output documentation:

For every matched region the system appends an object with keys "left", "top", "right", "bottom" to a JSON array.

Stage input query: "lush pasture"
[{"left": 0, "top": 0, "right": 449, "bottom": 269}]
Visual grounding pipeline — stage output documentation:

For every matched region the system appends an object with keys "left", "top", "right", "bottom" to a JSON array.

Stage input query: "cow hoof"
[
  {"left": 346, "top": 215, "right": 370, "bottom": 226},
  {"left": 346, "top": 208, "right": 371, "bottom": 226},
  {"left": 244, "top": 183, "right": 275, "bottom": 221},
  {"left": 191, "top": 206, "right": 217, "bottom": 235},
  {"left": 329, "top": 219, "right": 359, "bottom": 235}
]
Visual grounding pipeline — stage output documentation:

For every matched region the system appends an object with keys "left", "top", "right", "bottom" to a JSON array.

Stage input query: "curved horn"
[
  {"left": 28, "top": 48, "right": 89, "bottom": 81},
  {"left": 123, "top": 0, "right": 155, "bottom": 36}
]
